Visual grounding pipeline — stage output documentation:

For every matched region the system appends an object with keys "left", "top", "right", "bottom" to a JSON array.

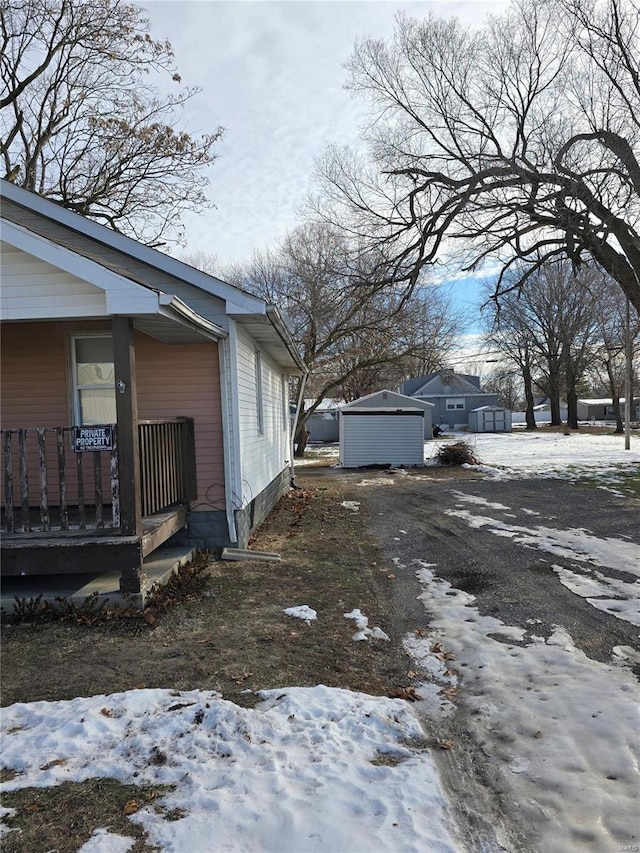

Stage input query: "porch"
[{"left": 1, "top": 419, "right": 196, "bottom": 593}]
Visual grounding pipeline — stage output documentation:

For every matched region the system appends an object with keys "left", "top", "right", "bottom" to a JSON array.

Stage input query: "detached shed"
[
  {"left": 340, "top": 391, "right": 431, "bottom": 467},
  {"left": 468, "top": 406, "right": 512, "bottom": 433}
]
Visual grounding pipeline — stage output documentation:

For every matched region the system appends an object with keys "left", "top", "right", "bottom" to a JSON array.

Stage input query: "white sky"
[{"left": 142, "top": 1, "right": 510, "bottom": 269}]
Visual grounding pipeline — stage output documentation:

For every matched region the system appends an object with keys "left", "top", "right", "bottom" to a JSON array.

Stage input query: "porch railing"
[
  {"left": 138, "top": 419, "right": 196, "bottom": 517},
  {"left": 1, "top": 426, "right": 119, "bottom": 534},
  {"left": 1, "top": 418, "right": 197, "bottom": 536}
]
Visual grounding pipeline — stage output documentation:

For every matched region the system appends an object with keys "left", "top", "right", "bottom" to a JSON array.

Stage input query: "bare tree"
[
  {"left": 484, "top": 369, "right": 523, "bottom": 411},
  {"left": 315, "top": 0, "right": 640, "bottom": 312},
  {"left": 1, "top": 0, "right": 222, "bottom": 245},
  {"left": 586, "top": 275, "right": 640, "bottom": 431},
  {"left": 486, "top": 261, "right": 602, "bottom": 427},
  {"left": 485, "top": 292, "right": 539, "bottom": 429},
  {"left": 231, "top": 222, "right": 461, "bottom": 455}
]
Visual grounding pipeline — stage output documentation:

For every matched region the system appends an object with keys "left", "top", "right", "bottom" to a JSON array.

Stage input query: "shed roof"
[{"left": 341, "top": 389, "right": 435, "bottom": 409}]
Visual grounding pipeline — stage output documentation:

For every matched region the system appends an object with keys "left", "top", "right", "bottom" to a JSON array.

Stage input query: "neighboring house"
[
  {"left": 340, "top": 390, "right": 433, "bottom": 468},
  {"left": 304, "top": 399, "right": 340, "bottom": 443},
  {"left": 577, "top": 398, "right": 640, "bottom": 421},
  {"left": 0, "top": 180, "right": 306, "bottom": 593},
  {"left": 402, "top": 370, "right": 498, "bottom": 428}
]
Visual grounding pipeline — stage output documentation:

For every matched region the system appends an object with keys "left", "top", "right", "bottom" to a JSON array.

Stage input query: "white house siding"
[
  {"left": 2, "top": 201, "right": 241, "bottom": 330},
  {"left": 0, "top": 242, "right": 107, "bottom": 319},
  {"left": 340, "top": 412, "right": 425, "bottom": 467},
  {"left": 235, "top": 323, "right": 290, "bottom": 509}
]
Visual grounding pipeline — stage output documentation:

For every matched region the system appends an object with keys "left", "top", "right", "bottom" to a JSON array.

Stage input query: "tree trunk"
[
  {"left": 523, "top": 365, "right": 537, "bottom": 430},
  {"left": 566, "top": 387, "right": 579, "bottom": 430},
  {"left": 548, "top": 372, "right": 563, "bottom": 426},
  {"left": 294, "top": 421, "right": 310, "bottom": 458},
  {"left": 605, "top": 359, "right": 624, "bottom": 433}
]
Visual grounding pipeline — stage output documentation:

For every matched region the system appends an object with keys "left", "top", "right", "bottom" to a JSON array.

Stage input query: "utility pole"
[{"left": 624, "top": 296, "right": 631, "bottom": 451}]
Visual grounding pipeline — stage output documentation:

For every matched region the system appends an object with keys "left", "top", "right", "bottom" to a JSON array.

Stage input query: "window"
[
  {"left": 446, "top": 398, "right": 465, "bottom": 411},
  {"left": 255, "top": 351, "right": 264, "bottom": 433},
  {"left": 71, "top": 336, "right": 116, "bottom": 425}
]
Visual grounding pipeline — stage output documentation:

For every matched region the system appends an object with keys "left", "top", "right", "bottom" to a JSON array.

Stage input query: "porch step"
[{"left": 0, "top": 544, "right": 195, "bottom": 615}]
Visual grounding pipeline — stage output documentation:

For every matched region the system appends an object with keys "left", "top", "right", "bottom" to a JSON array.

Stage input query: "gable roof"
[
  {"left": 341, "top": 389, "right": 435, "bottom": 410},
  {"left": 403, "top": 370, "right": 483, "bottom": 397},
  {"left": 0, "top": 180, "right": 306, "bottom": 372}
]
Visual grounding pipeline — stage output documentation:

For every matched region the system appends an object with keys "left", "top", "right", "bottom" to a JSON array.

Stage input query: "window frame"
[
  {"left": 255, "top": 351, "right": 264, "bottom": 434},
  {"left": 446, "top": 398, "right": 465, "bottom": 411},
  {"left": 70, "top": 333, "right": 116, "bottom": 426}
]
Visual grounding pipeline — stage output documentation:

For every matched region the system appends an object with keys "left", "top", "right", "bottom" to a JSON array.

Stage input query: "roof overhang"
[
  {"left": 1, "top": 219, "right": 226, "bottom": 345},
  {"left": 230, "top": 305, "right": 307, "bottom": 375}
]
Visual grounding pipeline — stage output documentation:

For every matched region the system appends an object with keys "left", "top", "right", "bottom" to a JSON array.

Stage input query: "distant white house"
[
  {"left": 304, "top": 399, "right": 340, "bottom": 442},
  {"left": 577, "top": 398, "right": 640, "bottom": 421}
]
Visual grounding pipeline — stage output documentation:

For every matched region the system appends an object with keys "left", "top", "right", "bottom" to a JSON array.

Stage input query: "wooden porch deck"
[{"left": 0, "top": 504, "right": 188, "bottom": 579}]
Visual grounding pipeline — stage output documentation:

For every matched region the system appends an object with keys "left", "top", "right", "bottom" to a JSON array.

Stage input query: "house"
[
  {"left": 339, "top": 390, "right": 434, "bottom": 468},
  {"left": 402, "top": 370, "right": 499, "bottom": 429},
  {"left": 577, "top": 398, "right": 640, "bottom": 421},
  {"left": 304, "top": 399, "right": 340, "bottom": 443},
  {"left": 0, "top": 179, "right": 306, "bottom": 594}
]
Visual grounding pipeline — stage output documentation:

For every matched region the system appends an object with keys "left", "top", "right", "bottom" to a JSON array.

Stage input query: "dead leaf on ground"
[
  {"left": 415, "top": 628, "right": 428, "bottom": 637},
  {"left": 440, "top": 686, "right": 459, "bottom": 701},
  {"left": 433, "top": 739, "right": 455, "bottom": 749},
  {"left": 431, "top": 642, "right": 444, "bottom": 652},
  {"left": 443, "top": 651, "right": 457, "bottom": 661},
  {"left": 123, "top": 799, "right": 140, "bottom": 815},
  {"left": 387, "top": 574, "right": 396, "bottom": 579},
  {"left": 39, "top": 758, "right": 66, "bottom": 771},
  {"left": 230, "top": 671, "right": 253, "bottom": 683},
  {"left": 389, "top": 686, "right": 422, "bottom": 702},
  {"left": 100, "top": 707, "right": 112, "bottom": 717}
]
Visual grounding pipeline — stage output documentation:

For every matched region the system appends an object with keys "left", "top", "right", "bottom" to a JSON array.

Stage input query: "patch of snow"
[
  {"left": 552, "top": 563, "right": 640, "bottom": 625},
  {"left": 78, "top": 829, "right": 136, "bottom": 852},
  {"left": 343, "top": 609, "right": 390, "bottom": 642},
  {"left": 402, "top": 557, "right": 640, "bottom": 852},
  {"left": 283, "top": 605, "right": 317, "bottom": 624},
  {"left": 0, "top": 687, "right": 463, "bottom": 853},
  {"left": 340, "top": 501, "right": 360, "bottom": 512},
  {"left": 0, "top": 807, "right": 16, "bottom": 838},
  {"left": 450, "top": 492, "right": 511, "bottom": 511}
]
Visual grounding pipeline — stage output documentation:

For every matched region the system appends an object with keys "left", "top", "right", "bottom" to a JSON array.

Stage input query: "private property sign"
[{"left": 73, "top": 426, "right": 114, "bottom": 452}]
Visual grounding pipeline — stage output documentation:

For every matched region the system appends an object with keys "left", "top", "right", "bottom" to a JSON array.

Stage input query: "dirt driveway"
[{"left": 343, "top": 468, "right": 640, "bottom": 673}]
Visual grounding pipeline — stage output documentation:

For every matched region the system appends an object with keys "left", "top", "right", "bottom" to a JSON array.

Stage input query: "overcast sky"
[{"left": 143, "top": 1, "right": 509, "bottom": 264}]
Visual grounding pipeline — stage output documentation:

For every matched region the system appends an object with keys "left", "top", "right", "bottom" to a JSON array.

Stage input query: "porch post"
[{"left": 113, "top": 317, "right": 142, "bottom": 593}]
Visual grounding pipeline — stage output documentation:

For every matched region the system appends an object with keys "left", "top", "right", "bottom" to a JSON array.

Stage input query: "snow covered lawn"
[{"left": 1, "top": 687, "right": 463, "bottom": 852}]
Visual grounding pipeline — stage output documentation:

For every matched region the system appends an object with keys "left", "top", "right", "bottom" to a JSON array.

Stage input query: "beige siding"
[
  {"left": 1, "top": 321, "right": 112, "bottom": 506},
  {"left": 1, "top": 322, "right": 224, "bottom": 510},
  {"left": 135, "top": 333, "right": 224, "bottom": 509}
]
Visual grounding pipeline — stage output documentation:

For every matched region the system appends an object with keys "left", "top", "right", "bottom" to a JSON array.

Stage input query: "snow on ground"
[
  {"left": 404, "top": 559, "right": 640, "bottom": 853},
  {"left": 283, "top": 605, "right": 317, "bottom": 624},
  {"left": 427, "top": 431, "right": 639, "bottom": 484},
  {"left": 299, "top": 431, "right": 639, "bottom": 487},
  {"left": 0, "top": 687, "right": 464, "bottom": 853}
]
